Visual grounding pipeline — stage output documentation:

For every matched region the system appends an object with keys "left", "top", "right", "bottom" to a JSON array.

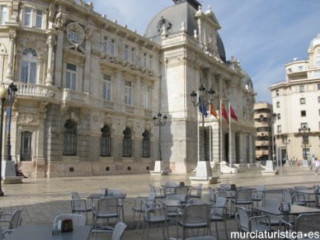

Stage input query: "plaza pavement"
[{"left": 0, "top": 165, "right": 319, "bottom": 239}]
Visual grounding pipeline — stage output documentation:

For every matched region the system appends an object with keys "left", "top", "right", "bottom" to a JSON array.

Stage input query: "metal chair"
[
  {"left": 189, "top": 184, "right": 203, "bottom": 199},
  {"left": 70, "top": 192, "right": 92, "bottom": 222},
  {"left": 149, "top": 184, "right": 166, "bottom": 199},
  {"left": 54, "top": 213, "right": 86, "bottom": 226},
  {"left": 91, "top": 221, "right": 127, "bottom": 240},
  {"left": 231, "top": 188, "right": 253, "bottom": 213},
  {"left": 142, "top": 203, "right": 168, "bottom": 240},
  {"left": 259, "top": 198, "right": 285, "bottom": 227},
  {"left": 108, "top": 189, "right": 126, "bottom": 222},
  {"left": 0, "top": 209, "right": 22, "bottom": 232},
  {"left": 252, "top": 185, "right": 265, "bottom": 206},
  {"left": 235, "top": 207, "right": 271, "bottom": 233},
  {"left": 93, "top": 197, "right": 120, "bottom": 230},
  {"left": 131, "top": 195, "right": 155, "bottom": 231},
  {"left": 178, "top": 203, "right": 211, "bottom": 239},
  {"left": 210, "top": 197, "right": 228, "bottom": 239}
]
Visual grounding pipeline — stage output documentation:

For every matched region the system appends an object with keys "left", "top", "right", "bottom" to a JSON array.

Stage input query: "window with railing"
[
  {"left": 103, "top": 74, "right": 112, "bottom": 101},
  {"left": 123, "top": 127, "right": 132, "bottom": 157},
  {"left": 20, "top": 131, "right": 32, "bottom": 161},
  {"left": 142, "top": 130, "right": 150, "bottom": 158},
  {"left": 63, "top": 119, "right": 77, "bottom": 156},
  {"left": 66, "top": 63, "right": 77, "bottom": 90},
  {"left": 100, "top": 125, "right": 111, "bottom": 157},
  {"left": 0, "top": 5, "right": 8, "bottom": 25},
  {"left": 125, "top": 81, "right": 133, "bottom": 106}
]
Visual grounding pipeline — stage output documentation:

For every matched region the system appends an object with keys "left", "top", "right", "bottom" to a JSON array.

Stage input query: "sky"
[{"left": 90, "top": 0, "right": 320, "bottom": 103}]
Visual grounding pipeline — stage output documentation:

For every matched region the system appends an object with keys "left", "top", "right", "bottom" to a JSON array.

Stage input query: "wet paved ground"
[{"left": 0, "top": 165, "right": 319, "bottom": 239}]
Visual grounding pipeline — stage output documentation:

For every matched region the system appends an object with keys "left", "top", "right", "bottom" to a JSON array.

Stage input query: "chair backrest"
[
  {"left": 166, "top": 194, "right": 186, "bottom": 203},
  {"left": 211, "top": 197, "right": 227, "bottom": 216},
  {"left": 262, "top": 198, "right": 281, "bottom": 208},
  {"left": 10, "top": 209, "right": 23, "bottom": 229},
  {"left": 219, "top": 184, "right": 231, "bottom": 190},
  {"left": 208, "top": 187, "right": 216, "bottom": 203},
  {"left": 144, "top": 204, "right": 167, "bottom": 222},
  {"left": 282, "top": 190, "right": 293, "bottom": 204},
  {"left": 194, "top": 184, "right": 203, "bottom": 196},
  {"left": 71, "top": 199, "right": 87, "bottom": 212},
  {"left": 111, "top": 221, "right": 127, "bottom": 240},
  {"left": 54, "top": 213, "right": 86, "bottom": 226},
  {"left": 255, "top": 185, "right": 265, "bottom": 192},
  {"left": 295, "top": 213, "right": 320, "bottom": 233},
  {"left": 182, "top": 203, "right": 210, "bottom": 226},
  {"left": 174, "top": 186, "right": 189, "bottom": 195},
  {"left": 236, "top": 189, "right": 253, "bottom": 202},
  {"left": 96, "top": 197, "right": 119, "bottom": 215},
  {"left": 71, "top": 192, "right": 81, "bottom": 200},
  {"left": 235, "top": 207, "right": 249, "bottom": 232}
]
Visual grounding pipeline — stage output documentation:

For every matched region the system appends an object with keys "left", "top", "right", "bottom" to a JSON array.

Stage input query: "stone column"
[
  {"left": 45, "top": 30, "right": 57, "bottom": 86},
  {"left": 6, "top": 30, "right": 16, "bottom": 82}
]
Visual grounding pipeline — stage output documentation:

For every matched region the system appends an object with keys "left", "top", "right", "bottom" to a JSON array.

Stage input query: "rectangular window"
[
  {"left": 148, "top": 55, "right": 153, "bottom": 70},
  {"left": 276, "top": 101, "right": 280, "bottom": 108},
  {"left": 35, "top": 10, "right": 42, "bottom": 28},
  {"left": 299, "top": 85, "right": 305, "bottom": 93},
  {"left": 131, "top": 47, "right": 135, "bottom": 62},
  {"left": 144, "top": 86, "right": 152, "bottom": 109},
  {"left": 69, "top": 30, "right": 79, "bottom": 43},
  {"left": 298, "top": 66, "right": 303, "bottom": 71},
  {"left": 318, "top": 84, "right": 320, "bottom": 90},
  {"left": 300, "top": 98, "right": 306, "bottom": 104},
  {"left": 316, "top": 56, "right": 320, "bottom": 67},
  {"left": 314, "top": 71, "right": 320, "bottom": 78},
  {"left": 66, "top": 63, "right": 77, "bottom": 90},
  {"left": 277, "top": 113, "right": 280, "bottom": 120},
  {"left": 124, "top": 45, "right": 129, "bottom": 61},
  {"left": 1, "top": 6, "right": 8, "bottom": 25},
  {"left": 143, "top": 53, "right": 147, "bottom": 68},
  {"left": 319, "top": 122, "right": 320, "bottom": 131},
  {"left": 301, "top": 110, "right": 306, "bottom": 117},
  {"left": 103, "top": 74, "right": 112, "bottom": 101},
  {"left": 276, "top": 90, "right": 279, "bottom": 96},
  {"left": 24, "top": 8, "right": 32, "bottom": 27},
  {"left": 110, "top": 39, "right": 115, "bottom": 56},
  {"left": 102, "top": 36, "right": 108, "bottom": 54},
  {"left": 277, "top": 125, "right": 282, "bottom": 134},
  {"left": 20, "top": 61, "right": 37, "bottom": 83},
  {"left": 318, "top": 96, "right": 320, "bottom": 103},
  {"left": 124, "top": 81, "right": 133, "bottom": 105},
  {"left": 20, "top": 131, "right": 32, "bottom": 161}
]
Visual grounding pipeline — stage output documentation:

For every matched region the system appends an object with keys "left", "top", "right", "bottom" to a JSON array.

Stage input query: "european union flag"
[{"left": 198, "top": 97, "right": 208, "bottom": 117}]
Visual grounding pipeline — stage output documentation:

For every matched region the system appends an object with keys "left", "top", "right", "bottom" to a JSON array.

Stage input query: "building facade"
[
  {"left": 254, "top": 102, "right": 273, "bottom": 161},
  {"left": 270, "top": 33, "right": 320, "bottom": 163},
  {"left": 0, "top": 0, "right": 255, "bottom": 178}
]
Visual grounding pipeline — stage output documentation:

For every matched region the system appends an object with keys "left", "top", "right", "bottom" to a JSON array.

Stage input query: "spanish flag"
[
  {"left": 210, "top": 103, "right": 218, "bottom": 119},
  {"left": 222, "top": 104, "right": 229, "bottom": 124}
]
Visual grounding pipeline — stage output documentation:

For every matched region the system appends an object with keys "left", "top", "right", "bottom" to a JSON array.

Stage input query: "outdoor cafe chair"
[
  {"left": 280, "top": 213, "right": 320, "bottom": 239},
  {"left": 70, "top": 192, "right": 92, "bottom": 222},
  {"left": 131, "top": 195, "right": 156, "bottom": 231},
  {"left": 108, "top": 189, "right": 126, "bottom": 222},
  {"left": 259, "top": 198, "right": 285, "bottom": 227},
  {"left": 252, "top": 185, "right": 265, "bottom": 206},
  {"left": 0, "top": 209, "right": 22, "bottom": 232},
  {"left": 142, "top": 203, "right": 169, "bottom": 240},
  {"left": 293, "top": 186, "right": 315, "bottom": 206},
  {"left": 93, "top": 197, "right": 120, "bottom": 230},
  {"left": 189, "top": 184, "right": 203, "bottom": 199},
  {"left": 91, "top": 221, "right": 127, "bottom": 240},
  {"left": 177, "top": 202, "right": 211, "bottom": 239},
  {"left": 235, "top": 207, "right": 271, "bottom": 233},
  {"left": 282, "top": 189, "right": 306, "bottom": 206},
  {"left": 231, "top": 188, "right": 253, "bottom": 213},
  {"left": 54, "top": 213, "right": 87, "bottom": 226},
  {"left": 149, "top": 184, "right": 166, "bottom": 199},
  {"left": 210, "top": 197, "right": 228, "bottom": 239}
]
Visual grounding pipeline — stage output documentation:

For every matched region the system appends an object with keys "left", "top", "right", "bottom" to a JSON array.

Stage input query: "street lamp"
[
  {"left": 152, "top": 112, "right": 167, "bottom": 161},
  {"left": 5, "top": 83, "right": 18, "bottom": 162},
  {"left": 0, "top": 85, "right": 7, "bottom": 196},
  {"left": 298, "top": 125, "right": 311, "bottom": 161},
  {"left": 190, "top": 84, "right": 215, "bottom": 162}
]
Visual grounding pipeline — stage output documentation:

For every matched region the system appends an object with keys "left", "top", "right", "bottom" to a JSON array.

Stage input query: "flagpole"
[
  {"left": 220, "top": 98, "right": 223, "bottom": 171},
  {"left": 229, "top": 101, "right": 232, "bottom": 167}
]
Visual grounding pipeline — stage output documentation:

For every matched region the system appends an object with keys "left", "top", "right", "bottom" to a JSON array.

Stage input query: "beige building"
[
  {"left": 254, "top": 102, "right": 273, "bottom": 161},
  {"left": 0, "top": 0, "right": 255, "bottom": 178},
  {"left": 270, "top": 33, "right": 320, "bottom": 163}
]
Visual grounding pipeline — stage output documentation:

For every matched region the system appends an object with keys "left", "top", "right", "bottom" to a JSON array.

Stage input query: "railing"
[
  {"left": 62, "top": 89, "right": 89, "bottom": 105},
  {"left": 16, "top": 82, "right": 56, "bottom": 98}
]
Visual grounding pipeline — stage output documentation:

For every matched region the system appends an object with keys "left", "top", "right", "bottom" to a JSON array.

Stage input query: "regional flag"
[
  {"left": 222, "top": 104, "right": 229, "bottom": 123},
  {"left": 210, "top": 103, "right": 218, "bottom": 119},
  {"left": 230, "top": 105, "right": 238, "bottom": 121}
]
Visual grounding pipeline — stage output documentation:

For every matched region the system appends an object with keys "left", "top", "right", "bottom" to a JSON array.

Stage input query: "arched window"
[
  {"left": 123, "top": 127, "right": 132, "bottom": 157},
  {"left": 20, "top": 48, "right": 38, "bottom": 83},
  {"left": 142, "top": 130, "right": 150, "bottom": 158},
  {"left": 20, "top": 131, "right": 32, "bottom": 161},
  {"left": 63, "top": 119, "right": 77, "bottom": 156},
  {"left": 100, "top": 125, "right": 111, "bottom": 157}
]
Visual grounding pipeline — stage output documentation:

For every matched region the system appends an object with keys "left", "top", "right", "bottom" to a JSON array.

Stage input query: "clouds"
[{"left": 90, "top": 0, "right": 320, "bottom": 102}]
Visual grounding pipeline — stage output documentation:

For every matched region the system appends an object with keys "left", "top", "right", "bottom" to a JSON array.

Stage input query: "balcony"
[
  {"left": 61, "top": 89, "right": 89, "bottom": 107},
  {"left": 16, "top": 83, "right": 56, "bottom": 101}
]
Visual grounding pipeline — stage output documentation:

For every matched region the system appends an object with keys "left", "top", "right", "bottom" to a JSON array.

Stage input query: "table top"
[
  {"left": 160, "top": 199, "right": 182, "bottom": 208},
  {"left": 252, "top": 204, "right": 320, "bottom": 216},
  {"left": 5, "top": 225, "right": 92, "bottom": 240},
  {"left": 295, "top": 189, "right": 320, "bottom": 195},
  {"left": 87, "top": 193, "right": 126, "bottom": 200}
]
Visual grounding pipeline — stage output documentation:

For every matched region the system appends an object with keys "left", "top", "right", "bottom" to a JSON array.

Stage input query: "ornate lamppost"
[
  {"left": 298, "top": 125, "right": 310, "bottom": 161},
  {"left": 0, "top": 85, "right": 7, "bottom": 196},
  {"left": 189, "top": 84, "right": 216, "bottom": 183},
  {"left": 152, "top": 112, "right": 167, "bottom": 161},
  {"left": 150, "top": 112, "right": 168, "bottom": 175},
  {"left": 5, "top": 83, "right": 18, "bottom": 162}
]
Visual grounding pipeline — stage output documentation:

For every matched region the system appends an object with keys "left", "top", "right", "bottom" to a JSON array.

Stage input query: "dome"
[
  {"left": 309, "top": 33, "right": 320, "bottom": 50},
  {"left": 144, "top": 0, "right": 226, "bottom": 62}
]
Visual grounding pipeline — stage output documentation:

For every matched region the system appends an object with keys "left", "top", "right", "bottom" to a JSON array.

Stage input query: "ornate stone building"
[{"left": 0, "top": 0, "right": 255, "bottom": 178}]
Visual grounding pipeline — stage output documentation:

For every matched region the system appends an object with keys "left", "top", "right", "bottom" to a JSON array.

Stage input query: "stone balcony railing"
[
  {"left": 16, "top": 82, "right": 56, "bottom": 99},
  {"left": 61, "top": 89, "right": 90, "bottom": 106}
]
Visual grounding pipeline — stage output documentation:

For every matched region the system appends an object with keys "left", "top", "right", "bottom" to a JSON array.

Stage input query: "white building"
[
  {"left": 0, "top": 0, "right": 255, "bottom": 178},
  {"left": 270, "top": 33, "right": 320, "bottom": 163}
]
